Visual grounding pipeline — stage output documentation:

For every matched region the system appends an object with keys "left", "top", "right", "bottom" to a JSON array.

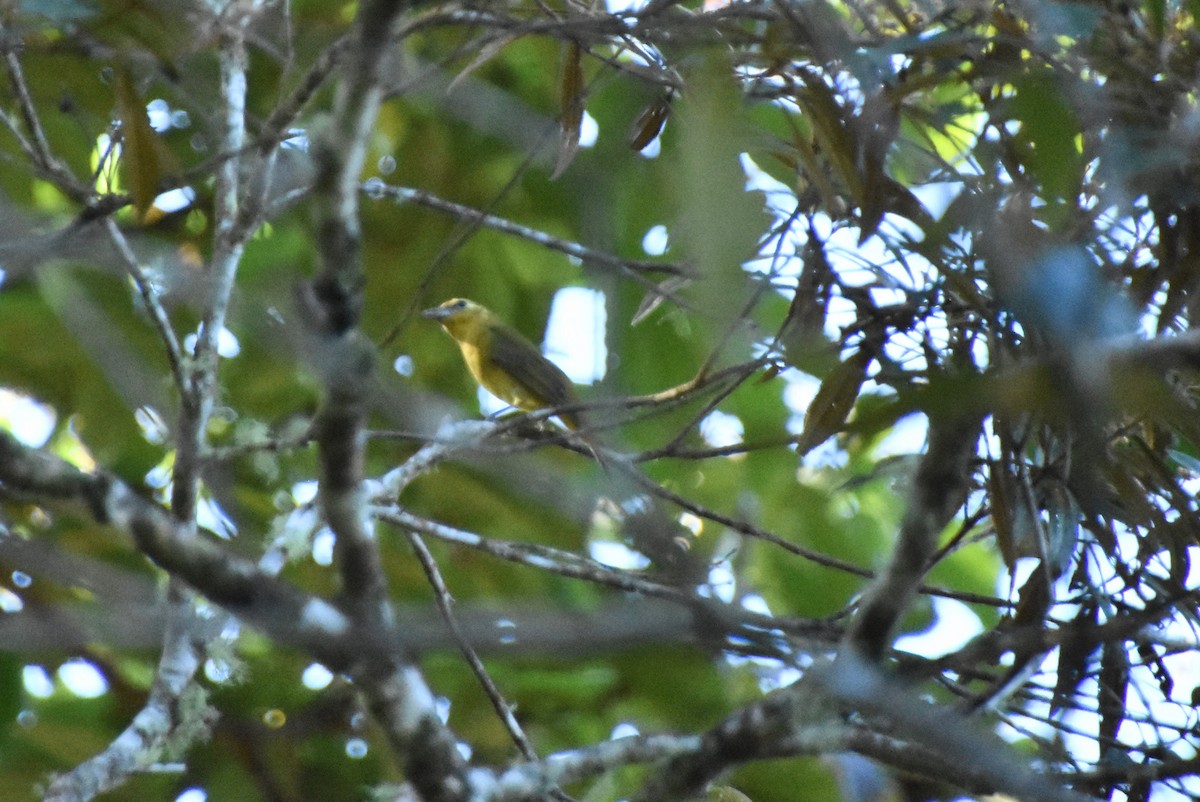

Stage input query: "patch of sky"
[
  {"left": 588, "top": 540, "right": 650, "bottom": 571},
  {"left": 642, "top": 224, "right": 669, "bottom": 256},
  {"left": 0, "top": 390, "right": 55, "bottom": 447},
  {"left": 580, "top": 110, "right": 598, "bottom": 148},
  {"left": 545, "top": 286, "right": 607, "bottom": 384},
  {"left": 894, "top": 597, "right": 984, "bottom": 659},
  {"left": 183, "top": 326, "right": 240, "bottom": 359},
  {"left": 699, "top": 410, "right": 744, "bottom": 450},
  {"left": 312, "top": 528, "right": 335, "bottom": 566},
  {"left": 58, "top": 659, "right": 108, "bottom": 698},
  {"left": 23, "top": 665, "right": 54, "bottom": 698}
]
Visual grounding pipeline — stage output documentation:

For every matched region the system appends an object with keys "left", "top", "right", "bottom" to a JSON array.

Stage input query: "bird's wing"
[{"left": 487, "top": 323, "right": 576, "bottom": 408}]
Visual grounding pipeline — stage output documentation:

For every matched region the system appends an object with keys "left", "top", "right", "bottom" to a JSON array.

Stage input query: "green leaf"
[
  {"left": 115, "top": 68, "right": 178, "bottom": 218},
  {"left": 1008, "top": 72, "right": 1083, "bottom": 221},
  {"left": 671, "top": 55, "right": 767, "bottom": 353},
  {"left": 795, "top": 349, "right": 871, "bottom": 455},
  {"left": 553, "top": 41, "right": 585, "bottom": 179}
]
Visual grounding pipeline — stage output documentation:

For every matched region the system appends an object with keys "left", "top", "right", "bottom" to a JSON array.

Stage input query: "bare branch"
[
  {"left": 301, "top": 1, "right": 474, "bottom": 798},
  {"left": 406, "top": 532, "right": 541, "bottom": 762},
  {"left": 0, "top": 41, "right": 91, "bottom": 203},
  {"left": 843, "top": 409, "right": 984, "bottom": 660},
  {"left": 43, "top": 598, "right": 212, "bottom": 802},
  {"left": 636, "top": 679, "right": 845, "bottom": 800},
  {"left": 817, "top": 653, "right": 1092, "bottom": 802}
]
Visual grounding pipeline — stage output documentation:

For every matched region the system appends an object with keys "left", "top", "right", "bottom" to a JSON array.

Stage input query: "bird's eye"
[{"left": 451, "top": 300, "right": 467, "bottom": 309}]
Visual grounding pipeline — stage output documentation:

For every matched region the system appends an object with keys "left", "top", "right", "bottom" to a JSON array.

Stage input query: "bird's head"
[
  {"left": 421, "top": 297, "right": 479, "bottom": 322},
  {"left": 421, "top": 298, "right": 496, "bottom": 340}
]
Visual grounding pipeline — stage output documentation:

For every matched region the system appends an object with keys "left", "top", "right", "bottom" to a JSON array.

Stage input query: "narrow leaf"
[
  {"left": 628, "top": 93, "right": 671, "bottom": 151},
  {"left": 1051, "top": 601, "right": 1098, "bottom": 715},
  {"left": 794, "top": 348, "right": 870, "bottom": 455},
  {"left": 115, "top": 68, "right": 177, "bottom": 218},
  {"left": 633, "top": 276, "right": 691, "bottom": 325},
  {"left": 781, "top": 235, "right": 833, "bottom": 367},
  {"left": 1098, "top": 640, "right": 1129, "bottom": 756},
  {"left": 447, "top": 33, "right": 522, "bottom": 94},
  {"left": 552, "top": 41, "right": 584, "bottom": 180},
  {"left": 989, "top": 460, "right": 1018, "bottom": 568}
]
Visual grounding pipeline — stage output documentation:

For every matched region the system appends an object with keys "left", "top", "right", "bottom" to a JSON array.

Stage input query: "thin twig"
[
  {"left": 379, "top": 506, "right": 838, "bottom": 651},
  {"left": 379, "top": 121, "right": 561, "bottom": 351},
  {"left": 617, "top": 462, "right": 1006, "bottom": 608},
  {"left": 100, "top": 219, "right": 188, "bottom": 398},
  {"left": 259, "top": 36, "right": 351, "bottom": 153},
  {"left": 372, "top": 183, "right": 691, "bottom": 279},
  {"left": 406, "top": 532, "right": 540, "bottom": 760},
  {"left": 1, "top": 46, "right": 90, "bottom": 202}
]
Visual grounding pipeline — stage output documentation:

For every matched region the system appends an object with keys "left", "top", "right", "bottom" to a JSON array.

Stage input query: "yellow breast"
[{"left": 456, "top": 339, "right": 536, "bottom": 411}]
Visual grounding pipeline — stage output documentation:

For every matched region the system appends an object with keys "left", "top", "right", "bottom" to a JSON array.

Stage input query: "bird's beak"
[{"left": 421, "top": 306, "right": 448, "bottom": 320}]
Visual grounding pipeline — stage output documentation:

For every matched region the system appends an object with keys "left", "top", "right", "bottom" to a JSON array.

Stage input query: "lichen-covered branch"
[{"left": 301, "top": 1, "right": 473, "bottom": 799}]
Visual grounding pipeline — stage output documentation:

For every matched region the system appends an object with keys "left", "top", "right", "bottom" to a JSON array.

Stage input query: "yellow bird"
[{"left": 422, "top": 298, "right": 582, "bottom": 429}]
